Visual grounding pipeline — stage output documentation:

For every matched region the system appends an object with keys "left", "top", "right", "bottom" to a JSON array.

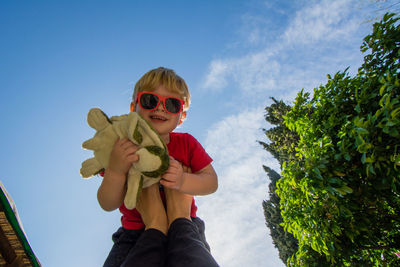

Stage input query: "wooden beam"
[{"left": 0, "top": 216, "right": 17, "bottom": 264}]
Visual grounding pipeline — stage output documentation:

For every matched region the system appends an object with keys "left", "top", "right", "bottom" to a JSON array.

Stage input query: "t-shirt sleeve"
[{"left": 187, "top": 134, "right": 213, "bottom": 173}]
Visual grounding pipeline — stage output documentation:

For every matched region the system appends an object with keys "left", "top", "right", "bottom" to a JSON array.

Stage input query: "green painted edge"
[{"left": 0, "top": 187, "right": 41, "bottom": 267}]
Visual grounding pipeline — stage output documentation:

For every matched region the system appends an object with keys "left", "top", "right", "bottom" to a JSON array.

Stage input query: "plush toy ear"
[{"left": 178, "top": 111, "right": 187, "bottom": 125}]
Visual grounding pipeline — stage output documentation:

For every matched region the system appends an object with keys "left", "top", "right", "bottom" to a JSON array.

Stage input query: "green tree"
[
  {"left": 259, "top": 98, "right": 299, "bottom": 264},
  {"left": 276, "top": 13, "right": 400, "bottom": 266},
  {"left": 260, "top": 99, "right": 332, "bottom": 266}
]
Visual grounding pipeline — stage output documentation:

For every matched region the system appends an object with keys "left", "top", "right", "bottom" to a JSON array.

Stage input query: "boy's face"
[{"left": 131, "top": 85, "right": 186, "bottom": 143}]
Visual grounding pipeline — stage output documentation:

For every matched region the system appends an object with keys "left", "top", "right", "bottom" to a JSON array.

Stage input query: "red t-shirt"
[{"left": 104, "top": 132, "right": 213, "bottom": 230}]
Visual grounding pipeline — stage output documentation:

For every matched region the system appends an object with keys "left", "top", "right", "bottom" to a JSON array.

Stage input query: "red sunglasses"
[{"left": 136, "top": 92, "right": 184, "bottom": 114}]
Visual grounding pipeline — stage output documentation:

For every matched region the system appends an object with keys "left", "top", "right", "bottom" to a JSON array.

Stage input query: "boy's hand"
[
  {"left": 160, "top": 156, "right": 190, "bottom": 190},
  {"left": 182, "top": 164, "right": 192, "bottom": 174},
  {"left": 107, "top": 138, "right": 139, "bottom": 176}
]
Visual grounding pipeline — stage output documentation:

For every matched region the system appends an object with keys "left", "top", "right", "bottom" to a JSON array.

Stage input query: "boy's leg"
[
  {"left": 121, "top": 183, "right": 168, "bottom": 267},
  {"left": 167, "top": 219, "right": 219, "bottom": 267},
  {"left": 191, "top": 216, "right": 211, "bottom": 252},
  {"left": 103, "top": 227, "right": 143, "bottom": 267},
  {"left": 121, "top": 229, "right": 167, "bottom": 267},
  {"left": 164, "top": 188, "right": 219, "bottom": 267}
]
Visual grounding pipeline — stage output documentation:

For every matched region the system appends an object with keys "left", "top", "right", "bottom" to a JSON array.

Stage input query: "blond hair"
[{"left": 133, "top": 67, "right": 191, "bottom": 111}]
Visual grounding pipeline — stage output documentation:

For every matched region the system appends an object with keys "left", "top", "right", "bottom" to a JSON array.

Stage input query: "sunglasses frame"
[{"left": 136, "top": 92, "right": 185, "bottom": 114}]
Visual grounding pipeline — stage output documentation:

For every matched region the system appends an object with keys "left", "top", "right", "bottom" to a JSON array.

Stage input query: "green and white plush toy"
[{"left": 80, "top": 108, "right": 169, "bottom": 209}]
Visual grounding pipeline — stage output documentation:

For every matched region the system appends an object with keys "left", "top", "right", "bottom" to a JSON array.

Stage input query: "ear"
[
  {"left": 178, "top": 111, "right": 187, "bottom": 125},
  {"left": 130, "top": 102, "right": 136, "bottom": 112}
]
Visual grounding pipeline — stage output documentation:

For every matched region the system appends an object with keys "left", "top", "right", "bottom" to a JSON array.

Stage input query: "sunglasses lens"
[
  {"left": 165, "top": 98, "right": 182, "bottom": 114},
  {"left": 139, "top": 93, "right": 183, "bottom": 114},
  {"left": 140, "top": 93, "right": 158, "bottom": 110}
]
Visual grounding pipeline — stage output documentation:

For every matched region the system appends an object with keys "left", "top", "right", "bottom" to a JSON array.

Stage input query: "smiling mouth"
[{"left": 150, "top": 115, "right": 167, "bottom": 121}]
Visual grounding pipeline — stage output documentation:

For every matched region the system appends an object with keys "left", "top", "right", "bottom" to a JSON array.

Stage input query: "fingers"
[
  {"left": 165, "top": 163, "right": 180, "bottom": 174},
  {"left": 160, "top": 174, "right": 174, "bottom": 184},
  {"left": 182, "top": 165, "right": 192, "bottom": 174},
  {"left": 114, "top": 138, "right": 139, "bottom": 162},
  {"left": 169, "top": 156, "right": 191, "bottom": 173},
  {"left": 124, "top": 146, "right": 139, "bottom": 157},
  {"left": 160, "top": 168, "right": 177, "bottom": 186},
  {"left": 160, "top": 179, "right": 178, "bottom": 190},
  {"left": 168, "top": 156, "right": 179, "bottom": 167},
  {"left": 160, "top": 156, "right": 192, "bottom": 189},
  {"left": 126, "top": 153, "right": 139, "bottom": 163},
  {"left": 116, "top": 138, "right": 139, "bottom": 152},
  {"left": 108, "top": 138, "right": 140, "bottom": 175},
  {"left": 161, "top": 165, "right": 180, "bottom": 182},
  {"left": 160, "top": 158, "right": 185, "bottom": 190}
]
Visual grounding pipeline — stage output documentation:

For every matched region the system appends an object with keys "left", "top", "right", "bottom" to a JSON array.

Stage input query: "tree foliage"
[
  {"left": 260, "top": 100, "right": 332, "bottom": 266},
  {"left": 259, "top": 98, "right": 299, "bottom": 264},
  {"left": 275, "top": 13, "right": 400, "bottom": 266}
]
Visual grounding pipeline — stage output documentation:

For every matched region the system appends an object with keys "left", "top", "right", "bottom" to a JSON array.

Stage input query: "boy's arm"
[
  {"left": 182, "top": 164, "right": 218, "bottom": 195},
  {"left": 161, "top": 157, "right": 218, "bottom": 195},
  {"left": 97, "top": 169, "right": 127, "bottom": 211},
  {"left": 97, "top": 138, "right": 139, "bottom": 211}
]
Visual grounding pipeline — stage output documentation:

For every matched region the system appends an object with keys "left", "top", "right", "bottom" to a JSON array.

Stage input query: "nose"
[{"left": 155, "top": 99, "right": 166, "bottom": 112}]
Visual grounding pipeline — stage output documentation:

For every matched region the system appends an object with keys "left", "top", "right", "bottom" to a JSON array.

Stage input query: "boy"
[{"left": 98, "top": 67, "right": 218, "bottom": 266}]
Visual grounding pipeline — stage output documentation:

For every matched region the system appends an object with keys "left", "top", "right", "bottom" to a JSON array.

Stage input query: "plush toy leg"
[
  {"left": 82, "top": 136, "right": 103, "bottom": 150},
  {"left": 80, "top": 158, "right": 103, "bottom": 178},
  {"left": 124, "top": 169, "right": 144, "bottom": 210},
  {"left": 142, "top": 175, "right": 161, "bottom": 188}
]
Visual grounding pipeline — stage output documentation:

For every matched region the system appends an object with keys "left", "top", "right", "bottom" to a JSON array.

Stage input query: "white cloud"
[
  {"left": 196, "top": 109, "right": 282, "bottom": 267},
  {"left": 238, "top": 13, "right": 276, "bottom": 47},
  {"left": 202, "top": 48, "right": 284, "bottom": 95},
  {"left": 204, "top": 107, "right": 266, "bottom": 165},
  {"left": 203, "top": 60, "right": 231, "bottom": 91},
  {"left": 283, "top": 0, "right": 360, "bottom": 45},
  {"left": 202, "top": 0, "right": 369, "bottom": 97}
]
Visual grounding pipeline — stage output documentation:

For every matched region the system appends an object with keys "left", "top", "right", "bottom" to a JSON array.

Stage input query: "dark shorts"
[{"left": 103, "top": 217, "right": 210, "bottom": 267}]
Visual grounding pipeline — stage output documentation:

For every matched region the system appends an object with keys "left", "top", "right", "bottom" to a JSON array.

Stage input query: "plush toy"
[{"left": 80, "top": 108, "right": 169, "bottom": 209}]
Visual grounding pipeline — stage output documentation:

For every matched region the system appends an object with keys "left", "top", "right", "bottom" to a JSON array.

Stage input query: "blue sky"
[{"left": 0, "top": 1, "right": 397, "bottom": 266}]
